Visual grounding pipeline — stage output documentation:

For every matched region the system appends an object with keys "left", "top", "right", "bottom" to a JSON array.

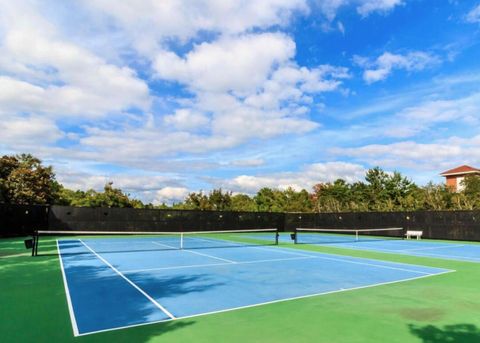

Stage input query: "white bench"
[{"left": 405, "top": 230, "right": 423, "bottom": 240}]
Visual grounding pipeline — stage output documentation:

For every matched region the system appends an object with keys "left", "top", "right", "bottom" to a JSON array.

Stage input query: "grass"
[{"left": 1, "top": 235, "right": 480, "bottom": 343}]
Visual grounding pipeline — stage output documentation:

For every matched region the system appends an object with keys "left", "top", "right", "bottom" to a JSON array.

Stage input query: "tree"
[
  {"left": 254, "top": 188, "right": 286, "bottom": 212},
  {"left": 0, "top": 154, "right": 60, "bottom": 204},
  {"left": 283, "top": 188, "right": 313, "bottom": 212},
  {"left": 231, "top": 194, "right": 256, "bottom": 211},
  {"left": 56, "top": 182, "right": 140, "bottom": 208},
  {"left": 207, "top": 189, "right": 232, "bottom": 210},
  {"left": 183, "top": 191, "right": 211, "bottom": 210}
]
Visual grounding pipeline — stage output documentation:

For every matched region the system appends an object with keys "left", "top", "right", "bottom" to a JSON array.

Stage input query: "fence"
[
  {"left": 47, "top": 206, "right": 285, "bottom": 233},
  {"left": 0, "top": 204, "right": 49, "bottom": 237},
  {"left": 285, "top": 211, "right": 480, "bottom": 241},
  {"left": 1, "top": 203, "right": 479, "bottom": 241}
]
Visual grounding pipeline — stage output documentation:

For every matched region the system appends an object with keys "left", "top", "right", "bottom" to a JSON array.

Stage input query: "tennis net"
[
  {"left": 293, "top": 227, "right": 404, "bottom": 244},
  {"left": 31, "top": 228, "right": 279, "bottom": 256}
]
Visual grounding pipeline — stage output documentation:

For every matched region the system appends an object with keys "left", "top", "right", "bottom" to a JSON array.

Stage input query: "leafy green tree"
[
  {"left": 57, "top": 182, "right": 140, "bottom": 208},
  {"left": 0, "top": 154, "right": 60, "bottom": 204},
  {"left": 231, "top": 194, "right": 256, "bottom": 211},
  {"left": 208, "top": 189, "right": 232, "bottom": 210},
  {"left": 183, "top": 191, "right": 211, "bottom": 210},
  {"left": 421, "top": 183, "right": 451, "bottom": 210},
  {"left": 283, "top": 188, "right": 313, "bottom": 212},
  {"left": 254, "top": 188, "right": 286, "bottom": 212}
]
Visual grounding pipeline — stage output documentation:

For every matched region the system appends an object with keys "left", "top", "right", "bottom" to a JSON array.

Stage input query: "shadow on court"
[{"left": 409, "top": 323, "right": 480, "bottom": 343}]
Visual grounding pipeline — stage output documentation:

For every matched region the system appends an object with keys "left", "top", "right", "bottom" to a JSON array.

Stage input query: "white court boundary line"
[
  {"left": 122, "top": 255, "right": 316, "bottom": 274},
  {"left": 121, "top": 253, "right": 437, "bottom": 275},
  {"left": 324, "top": 242, "right": 480, "bottom": 263},
  {"left": 75, "top": 268, "right": 455, "bottom": 337},
  {"left": 78, "top": 240, "right": 176, "bottom": 323},
  {"left": 151, "top": 241, "right": 236, "bottom": 263},
  {"left": 403, "top": 244, "right": 467, "bottom": 252},
  {"left": 57, "top": 240, "right": 80, "bottom": 336},
  {"left": 184, "top": 235, "right": 315, "bottom": 258}
]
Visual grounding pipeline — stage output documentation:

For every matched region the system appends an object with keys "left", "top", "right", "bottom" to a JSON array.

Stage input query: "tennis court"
[
  {"left": 53, "top": 230, "right": 451, "bottom": 336},
  {"left": 292, "top": 228, "right": 480, "bottom": 263}
]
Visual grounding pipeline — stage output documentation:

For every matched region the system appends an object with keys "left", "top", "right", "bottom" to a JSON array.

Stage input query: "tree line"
[{"left": 2, "top": 153, "right": 480, "bottom": 212}]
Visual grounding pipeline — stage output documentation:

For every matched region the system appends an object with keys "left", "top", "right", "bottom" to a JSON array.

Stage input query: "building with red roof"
[{"left": 440, "top": 165, "right": 480, "bottom": 192}]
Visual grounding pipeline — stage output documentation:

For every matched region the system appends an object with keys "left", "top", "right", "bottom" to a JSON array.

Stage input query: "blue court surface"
[
  {"left": 290, "top": 233, "right": 480, "bottom": 263},
  {"left": 57, "top": 236, "right": 452, "bottom": 336}
]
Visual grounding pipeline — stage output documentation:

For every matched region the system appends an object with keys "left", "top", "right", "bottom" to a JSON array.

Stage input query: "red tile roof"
[{"left": 440, "top": 165, "right": 480, "bottom": 176}]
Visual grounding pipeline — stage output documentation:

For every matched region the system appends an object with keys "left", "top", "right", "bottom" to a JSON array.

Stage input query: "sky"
[{"left": 1, "top": 0, "right": 480, "bottom": 204}]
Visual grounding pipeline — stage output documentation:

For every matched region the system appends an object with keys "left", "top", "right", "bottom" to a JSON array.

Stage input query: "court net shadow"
[{"left": 409, "top": 323, "right": 480, "bottom": 343}]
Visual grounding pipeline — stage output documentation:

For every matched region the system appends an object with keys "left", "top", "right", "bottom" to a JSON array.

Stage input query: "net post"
[
  {"left": 355, "top": 230, "right": 359, "bottom": 241},
  {"left": 275, "top": 229, "right": 279, "bottom": 245},
  {"left": 31, "top": 231, "right": 37, "bottom": 257},
  {"left": 294, "top": 228, "right": 298, "bottom": 244},
  {"left": 180, "top": 232, "right": 184, "bottom": 250},
  {"left": 34, "top": 230, "right": 39, "bottom": 256}
]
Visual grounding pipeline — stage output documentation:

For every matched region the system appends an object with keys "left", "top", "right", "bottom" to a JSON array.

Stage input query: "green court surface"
[{"left": 1, "top": 236, "right": 480, "bottom": 343}]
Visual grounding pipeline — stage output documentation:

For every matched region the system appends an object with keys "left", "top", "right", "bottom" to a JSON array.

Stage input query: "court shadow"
[{"left": 409, "top": 323, "right": 480, "bottom": 343}]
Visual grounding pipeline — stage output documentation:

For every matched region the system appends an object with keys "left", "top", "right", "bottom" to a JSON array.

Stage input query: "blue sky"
[{"left": 1, "top": 0, "right": 480, "bottom": 203}]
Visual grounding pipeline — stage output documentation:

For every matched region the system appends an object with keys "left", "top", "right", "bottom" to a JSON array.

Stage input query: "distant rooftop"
[{"left": 440, "top": 165, "right": 480, "bottom": 176}]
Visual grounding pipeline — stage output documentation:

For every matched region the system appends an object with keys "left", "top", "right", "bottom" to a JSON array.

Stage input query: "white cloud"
[
  {"left": 82, "top": 0, "right": 308, "bottom": 56},
  {"left": 333, "top": 136, "right": 480, "bottom": 172},
  {"left": 214, "top": 162, "right": 366, "bottom": 194},
  {"left": 347, "top": 92, "right": 480, "bottom": 139},
  {"left": 317, "top": 0, "right": 404, "bottom": 21},
  {"left": 356, "top": 0, "right": 404, "bottom": 17},
  {"left": 466, "top": 4, "right": 480, "bottom": 23},
  {"left": 0, "top": 115, "right": 63, "bottom": 145},
  {"left": 0, "top": 2, "right": 150, "bottom": 119},
  {"left": 355, "top": 51, "right": 441, "bottom": 83},
  {"left": 154, "top": 33, "right": 296, "bottom": 94},
  {"left": 163, "top": 109, "right": 210, "bottom": 131},
  {"left": 82, "top": 33, "right": 344, "bottom": 157},
  {"left": 154, "top": 187, "right": 189, "bottom": 204}
]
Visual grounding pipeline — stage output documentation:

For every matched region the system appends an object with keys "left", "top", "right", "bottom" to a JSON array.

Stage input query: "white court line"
[
  {"left": 328, "top": 243, "right": 480, "bottom": 263},
  {"left": 185, "top": 236, "right": 316, "bottom": 258},
  {"left": 76, "top": 268, "right": 455, "bottom": 337},
  {"left": 122, "top": 252, "right": 436, "bottom": 275},
  {"left": 151, "top": 241, "right": 236, "bottom": 264},
  {"left": 403, "top": 244, "right": 467, "bottom": 252},
  {"left": 79, "top": 239, "right": 176, "bottom": 320},
  {"left": 122, "top": 255, "right": 316, "bottom": 274},
  {"left": 404, "top": 251, "right": 480, "bottom": 262},
  {"left": 56, "top": 240, "right": 80, "bottom": 337}
]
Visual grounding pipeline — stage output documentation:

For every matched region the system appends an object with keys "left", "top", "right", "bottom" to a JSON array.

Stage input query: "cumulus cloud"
[
  {"left": 354, "top": 51, "right": 441, "bottom": 83},
  {"left": 163, "top": 109, "right": 210, "bottom": 131},
  {"left": 466, "top": 4, "right": 480, "bottom": 24},
  {"left": 333, "top": 136, "right": 480, "bottom": 171},
  {"left": 0, "top": 115, "right": 63, "bottom": 146},
  {"left": 213, "top": 162, "right": 366, "bottom": 194},
  {"left": 154, "top": 33, "right": 296, "bottom": 94},
  {"left": 82, "top": 0, "right": 309, "bottom": 56},
  {"left": 0, "top": 2, "right": 150, "bottom": 119},
  {"left": 56, "top": 169, "right": 188, "bottom": 203},
  {"left": 154, "top": 187, "right": 190, "bottom": 204}
]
